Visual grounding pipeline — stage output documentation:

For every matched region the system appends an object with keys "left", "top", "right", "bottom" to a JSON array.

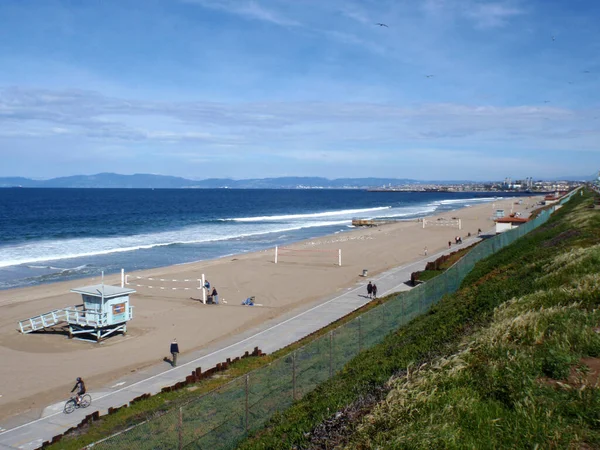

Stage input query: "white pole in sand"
[
  {"left": 338, "top": 249, "right": 342, "bottom": 267},
  {"left": 422, "top": 219, "right": 426, "bottom": 229},
  {"left": 121, "top": 268, "right": 125, "bottom": 288},
  {"left": 275, "top": 246, "right": 278, "bottom": 264},
  {"left": 459, "top": 219, "right": 462, "bottom": 230},
  {"left": 201, "top": 274, "right": 206, "bottom": 304}
]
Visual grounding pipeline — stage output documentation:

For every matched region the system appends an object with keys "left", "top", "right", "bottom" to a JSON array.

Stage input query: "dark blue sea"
[{"left": 0, "top": 189, "right": 528, "bottom": 290}]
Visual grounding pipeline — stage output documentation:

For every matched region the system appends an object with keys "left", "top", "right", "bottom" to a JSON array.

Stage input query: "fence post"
[
  {"left": 245, "top": 375, "right": 249, "bottom": 432},
  {"left": 329, "top": 331, "right": 333, "bottom": 378},
  {"left": 444, "top": 269, "right": 449, "bottom": 296},
  {"left": 178, "top": 407, "right": 183, "bottom": 450},
  {"left": 401, "top": 296, "right": 405, "bottom": 326},
  {"left": 292, "top": 352, "right": 296, "bottom": 401},
  {"left": 358, "top": 316, "right": 362, "bottom": 352}
]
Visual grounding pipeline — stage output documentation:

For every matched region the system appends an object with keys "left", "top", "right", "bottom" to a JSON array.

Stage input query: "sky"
[{"left": 0, "top": 0, "right": 599, "bottom": 181}]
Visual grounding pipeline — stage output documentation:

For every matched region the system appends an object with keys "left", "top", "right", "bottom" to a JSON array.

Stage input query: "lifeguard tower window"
[{"left": 67, "top": 284, "right": 136, "bottom": 341}]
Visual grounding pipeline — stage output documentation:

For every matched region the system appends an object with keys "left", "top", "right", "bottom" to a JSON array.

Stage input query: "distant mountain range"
[
  {"left": 0, "top": 173, "right": 433, "bottom": 189},
  {"left": 0, "top": 173, "right": 595, "bottom": 189}
]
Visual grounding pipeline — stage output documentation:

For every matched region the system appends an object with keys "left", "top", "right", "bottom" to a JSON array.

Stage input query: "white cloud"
[
  {"left": 423, "top": 0, "right": 525, "bottom": 28},
  {"left": 466, "top": 3, "right": 524, "bottom": 28},
  {"left": 181, "top": 0, "right": 300, "bottom": 27},
  {"left": 1, "top": 87, "right": 598, "bottom": 158}
]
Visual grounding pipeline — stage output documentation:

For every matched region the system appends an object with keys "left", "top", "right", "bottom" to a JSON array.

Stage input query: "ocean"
[{"left": 0, "top": 188, "right": 528, "bottom": 290}]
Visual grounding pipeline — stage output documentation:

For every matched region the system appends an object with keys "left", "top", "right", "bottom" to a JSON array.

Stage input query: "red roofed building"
[{"left": 495, "top": 217, "right": 529, "bottom": 234}]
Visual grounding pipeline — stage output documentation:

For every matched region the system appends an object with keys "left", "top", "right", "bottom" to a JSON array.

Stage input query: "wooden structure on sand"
[{"left": 18, "top": 284, "right": 136, "bottom": 342}]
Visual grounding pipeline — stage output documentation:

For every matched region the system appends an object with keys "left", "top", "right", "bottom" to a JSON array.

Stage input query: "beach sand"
[{"left": 0, "top": 196, "right": 542, "bottom": 420}]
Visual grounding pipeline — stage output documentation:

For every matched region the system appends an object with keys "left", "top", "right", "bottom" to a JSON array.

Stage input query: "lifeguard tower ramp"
[{"left": 18, "top": 284, "right": 136, "bottom": 342}]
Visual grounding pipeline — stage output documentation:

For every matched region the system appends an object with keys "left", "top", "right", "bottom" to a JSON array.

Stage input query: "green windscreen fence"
[{"left": 93, "top": 191, "right": 577, "bottom": 450}]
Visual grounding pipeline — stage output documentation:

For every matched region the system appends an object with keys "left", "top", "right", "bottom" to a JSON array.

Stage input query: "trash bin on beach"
[{"left": 362, "top": 269, "right": 368, "bottom": 277}]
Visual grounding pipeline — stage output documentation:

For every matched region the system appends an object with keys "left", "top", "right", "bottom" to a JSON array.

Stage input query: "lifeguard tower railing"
[{"left": 18, "top": 304, "right": 133, "bottom": 334}]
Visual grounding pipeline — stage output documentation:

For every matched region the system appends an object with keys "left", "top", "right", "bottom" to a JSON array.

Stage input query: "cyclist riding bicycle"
[{"left": 71, "top": 377, "right": 86, "bottom": 405}]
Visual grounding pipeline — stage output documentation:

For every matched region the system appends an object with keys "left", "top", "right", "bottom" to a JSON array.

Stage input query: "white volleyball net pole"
[{"left": 275, "top": 246, "right": 342, "bottom": 266}]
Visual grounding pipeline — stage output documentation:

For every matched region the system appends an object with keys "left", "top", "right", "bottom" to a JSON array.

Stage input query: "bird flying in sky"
[
  {"left": 425, "top": 75, "right": 434, "bottom": 78},
  {"left": 375, "top": 23, "right": 388, "bottom": 27}
]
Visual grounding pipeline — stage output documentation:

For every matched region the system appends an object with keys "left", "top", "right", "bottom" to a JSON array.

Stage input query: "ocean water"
[{"left": 0, "top": 189, "right": 527, "bottom": 290}]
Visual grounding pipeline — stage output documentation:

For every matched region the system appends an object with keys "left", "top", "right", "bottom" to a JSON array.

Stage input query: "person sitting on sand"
[{"left": 211, "top": 287, "right": 219, "bottom": 304}]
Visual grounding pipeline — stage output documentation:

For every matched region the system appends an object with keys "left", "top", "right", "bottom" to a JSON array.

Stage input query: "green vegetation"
[
  {"left": 415, "top": 244, "right": 474, "bottom": 282},
  {"left": 239, "top": 189, "right": 600, "bottom": 449}
]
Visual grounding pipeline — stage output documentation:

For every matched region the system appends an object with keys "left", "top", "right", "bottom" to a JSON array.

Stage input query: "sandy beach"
[{"left": 0, "top": 196, "right": 541, "bottom": 421}]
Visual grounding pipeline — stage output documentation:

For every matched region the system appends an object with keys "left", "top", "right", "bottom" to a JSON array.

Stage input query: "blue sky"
[{"left": 0, "top": 0, "right": 598, "bottom": 181}]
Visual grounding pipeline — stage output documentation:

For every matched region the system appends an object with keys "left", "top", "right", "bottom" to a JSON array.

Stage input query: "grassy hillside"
[{"left": 239, "top": 189, "right": 600, "bottom": 449}]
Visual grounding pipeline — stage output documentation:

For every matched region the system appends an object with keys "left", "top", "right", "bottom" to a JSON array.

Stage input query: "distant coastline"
[
  {"left": 366, "top": 188, "right": 553, "bottom": 194},
  {"left": 0, "top": 172, "right": 592, "bottom": 190}
]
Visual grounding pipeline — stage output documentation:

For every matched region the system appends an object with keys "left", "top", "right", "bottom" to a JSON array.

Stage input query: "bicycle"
[{"left": 64, "top": 394, "right": 92, "bottom": 414}]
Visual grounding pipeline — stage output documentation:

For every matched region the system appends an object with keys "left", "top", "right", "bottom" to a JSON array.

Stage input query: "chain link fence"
[{"left": 92, "top": 194, "right": 575, "bottom": 450}]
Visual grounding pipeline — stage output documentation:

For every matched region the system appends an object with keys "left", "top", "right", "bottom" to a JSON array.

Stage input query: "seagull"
[
  {"left": 544, "top": 100, "right": 550, "bottom": 103},
  {"left": 425, "top": 74, "right": 434, "bottom": 78},
  {"left": 375, "top": 23, "right": 388, "bottom": 27},
  {"left": 583, "top": 70, "right": 591, "bottom": 73},
  {"left": 551, "top": 35, "right": 555, "bottom": 41}
]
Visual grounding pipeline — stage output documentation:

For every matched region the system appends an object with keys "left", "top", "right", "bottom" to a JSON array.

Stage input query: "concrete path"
[{"left": 0, "top": 236, "right": 481, "bottom": 450}]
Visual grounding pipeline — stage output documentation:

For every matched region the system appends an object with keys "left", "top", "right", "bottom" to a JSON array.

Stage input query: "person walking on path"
[
  {"left": 448, "top": 240, "right": 452, "bottom": 249},
  {"left": 170, "top": 338, "right": 180, "bottom": 367},
  {"left": 372, "top": 283, "right": 378, "bottom": 299},
  {"left": 211, "top": 287, "right": 219, "bottom": 304},
  {"left": 367, "top": 281, "right": 373, "bottom": 299}
]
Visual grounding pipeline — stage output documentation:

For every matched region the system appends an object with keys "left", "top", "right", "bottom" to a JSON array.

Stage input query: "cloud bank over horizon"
[{"left": 0, "top": 0, "right": 598, "bottom": 180}]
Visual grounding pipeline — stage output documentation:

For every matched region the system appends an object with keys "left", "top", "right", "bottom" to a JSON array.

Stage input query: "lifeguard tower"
[{"left": 18, "top": 284, "right": 136, "bottom": 342}]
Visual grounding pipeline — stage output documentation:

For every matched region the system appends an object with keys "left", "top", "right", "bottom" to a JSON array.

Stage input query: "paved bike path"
[{"left": 0, "top": 237, "right": 481, "bottom": 450}]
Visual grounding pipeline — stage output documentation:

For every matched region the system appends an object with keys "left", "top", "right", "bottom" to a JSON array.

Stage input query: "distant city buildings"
[{"left": 368, "top": 177, "right": 585, "bottom": 193}]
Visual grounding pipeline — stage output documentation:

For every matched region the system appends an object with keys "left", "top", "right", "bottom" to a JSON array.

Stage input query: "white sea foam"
[
  {"left": 439, "top": 197, "right": 502, "bottom": 205},
  {"left": 0, "top": 220, "right": 351, "bottom": 268},
  {"left": 224, "top": 206, "right": 391, "bottom": 222},
  {"left": 0, "top": 201, "right": 472, "bottom": 269}
]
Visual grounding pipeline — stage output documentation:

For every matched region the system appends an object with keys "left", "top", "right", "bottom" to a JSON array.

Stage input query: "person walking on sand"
[
  {"left": 424, "top": 246, "right": 428, "bottom": 256},
  {"left": 367, "top": 281, "right": 373, "bottom": 299},
  {"left": 448, "top": 240, "right": 452, "bottom": 249},
  {"left": 372, "top": 283, "right": 378, "bottom": 299},
  {"left": 211, "top": 287, "right": 219, "bottom": 304},
  {"left": 170, "top": 338, "right": 179, "bottom": 367}
]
